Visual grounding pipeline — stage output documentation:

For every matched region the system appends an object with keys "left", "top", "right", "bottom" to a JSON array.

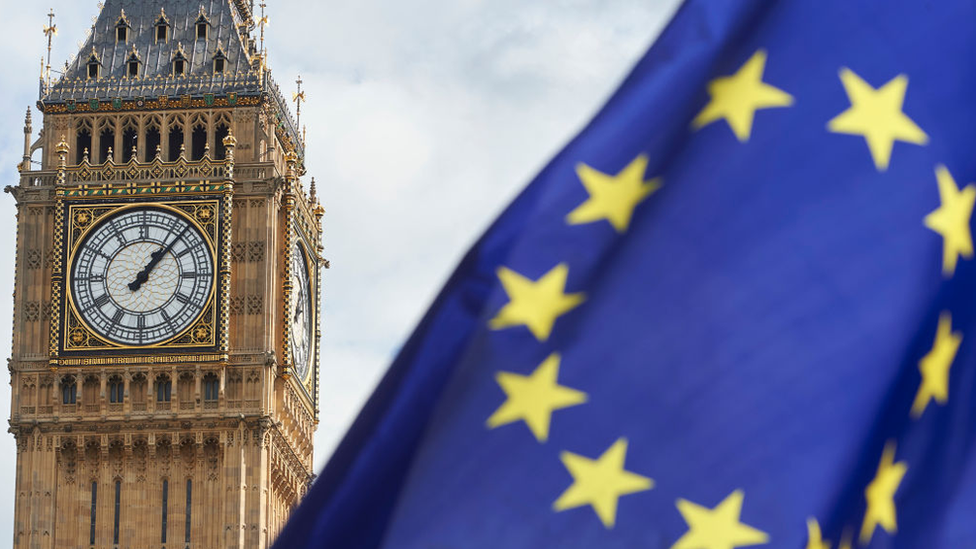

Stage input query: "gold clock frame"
[
  {"left": 281, "top": 152, "right": 320, "bottom": 405},
  {"left": 50, "top": 193, "right": 231, "bottom": 366},
  {"left": 289, "top": 236, "right": 317, "bottom": 393}
]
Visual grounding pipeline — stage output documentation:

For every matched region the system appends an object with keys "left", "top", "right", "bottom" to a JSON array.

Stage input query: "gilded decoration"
[{"left": 42, "top": 94, "right": 260, "bottom": 115}]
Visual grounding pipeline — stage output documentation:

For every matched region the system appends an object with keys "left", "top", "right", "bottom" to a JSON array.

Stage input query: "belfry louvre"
[{"left": 8, "top": 1, "right": 324, "bottom": 547}]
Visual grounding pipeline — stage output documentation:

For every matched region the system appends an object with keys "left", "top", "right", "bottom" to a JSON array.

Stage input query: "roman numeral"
[
  {"left": 181, "top": 271, "right": 197, "bottom": 279},
  {"left": 94, "top": 294, "right": 110, "bottom": 307},
  {"left": 137, "top": 315, "right": 146, "bottom": 329},
  {"left": 112, "top": 309, "right": 124, "bottom": 324},
  {"left": 175, "top": 293, "right": 190, "bottom": 304}
]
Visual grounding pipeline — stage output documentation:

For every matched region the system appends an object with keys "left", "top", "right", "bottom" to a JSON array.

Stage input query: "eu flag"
[{"left": 275, "top": 1, "right": 976, "bottom": 547}]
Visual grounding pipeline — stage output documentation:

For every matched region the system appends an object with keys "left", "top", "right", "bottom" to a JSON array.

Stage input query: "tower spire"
[
  {"left": 42, "top": 9, "right": 57, "bottom": 92},
  {"left": 258, "top": 2, "right": 269, "bottom": 68},
  {"left": 20, "top": 108, "right": 32, "bottom": 172},
  {"left": 293, "top": 75, "right": 306, "bottom": 133}
]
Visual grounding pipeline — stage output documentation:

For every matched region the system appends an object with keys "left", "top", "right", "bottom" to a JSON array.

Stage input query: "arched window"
[
  {"left": 61, "top": 375, "right": 76, "bottom": 404},
  {"left": 108, "top": 375, "right": 124, "bottom": 404},
  {"left": 121, "top": 119, "right": 138, "bottom": 163},
  {"left": 191, "top": 122, "right": 207, "bottom": 160},
  {"left": 99, "top": 125, "right": 115, "bottom": 164},
  {"left": 144, "top": 117, "right": 161, "bottom": 162},
  {"left": 75, "top": 122, "right": 92, "bottom": 164},
  {"left": 156, "top": 374, "right": 171, "bottom": 402},
  {"left": 167, "top": 117, "right": 184, "bottom": 161},
  {"left": 214, "top": 122, "right": 230, "bottom": 160},
  {"left": 202, "top": 373, "right": 219, "bottom": 402}
]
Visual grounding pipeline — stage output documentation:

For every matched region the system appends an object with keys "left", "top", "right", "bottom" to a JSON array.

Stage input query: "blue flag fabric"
[{"left": 275, "top": 1, "right": 976, "bottom": 547}]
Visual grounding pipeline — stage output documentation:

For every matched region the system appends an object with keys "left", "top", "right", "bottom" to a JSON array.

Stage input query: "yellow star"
[
  {"left": 566, "top": 155, "right": 661, "bottom": 233},
  {"left": 553, "top": 438, "right": 653, "bottom": 528},
  {"left": 486, "top": 353, "right": 588, "bottom": 442},
  {"left": 911, "top": 312, "right": 962, "bottom": 418},
  {"left": 827, "top": 68, "right": 928, "bottom": 171},
  {"left": 671, "top": 490, "right": 769, "bottom": 549},
  {"left": 692, "top": 49, "right": 794, "bottom": 142},
  {"left": 806, "top": 518, "right": 831, "bottom": 549},
  {"left": 489, "top": 263, "right": 586, "bottom": 341},
  {"left": 924, "top": 165, "right": 976, "bottom": 277},
  {"left": 860, "top": 441, "right": 908, "bottom": 545}
]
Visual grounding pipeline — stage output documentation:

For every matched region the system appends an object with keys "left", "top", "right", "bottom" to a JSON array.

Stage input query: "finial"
[
  {"left": 106, "top": 147, "right": 114, "bottom": 163},
  {"left": 42, "top": 9, "right": 57, "bottom": 92},
  {"left": 222, "top": 131, "right": 237, "bottom": 149},
  {"left": 154, "top": 144, "right": 162, "bottom": 160},
  {"left": 285, "top": 150, "right": 298, "bottom": 181},
  {"left": 258, "top": 2, "right": 269, "bottom": 64},
  {"left": 179, "top": 143, "right": 186, "bottom": 159},
  {"left": 21, "top": 112, "right": 38, "bottom": 172},
  {"left": 55, "top": 136, "right": 69, "bottom": 155},
  {"left": 82, "top": 148, "right": 90, "bottom": 164},
  {"left": 55, "top": 136, "right": 69, "bottom": 184},
  {"left": 223, "top": 130, "right": 237, "bottom": 179},
  {"left": 292, "top": 75, "right": 306, "bottom": 130},
  {"left": 130, "top": 144, "right": 138, "bottom": 162},
  {"left": 309, "top": 177, "right": 317, "bottom": 203}
]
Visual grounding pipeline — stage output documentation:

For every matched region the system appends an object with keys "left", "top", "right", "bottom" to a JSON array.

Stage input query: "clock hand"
[{"left": 128, "top": 225, "right": 190, "bottom": 291}]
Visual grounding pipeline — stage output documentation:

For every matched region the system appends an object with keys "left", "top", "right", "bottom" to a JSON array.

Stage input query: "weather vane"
[
  {"left": 293, "top": 75, "right": 306, "bottom": 132},
  {"left": 258, "top": 2, "right": 270, "bottom": 65},
  {"left": 42, "top": 9, "right": 57, "bottom": 91}
]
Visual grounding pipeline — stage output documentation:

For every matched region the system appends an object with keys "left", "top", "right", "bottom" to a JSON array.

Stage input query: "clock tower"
[{"left": 7, "top": 1, "right": 323, "bottom": 547}]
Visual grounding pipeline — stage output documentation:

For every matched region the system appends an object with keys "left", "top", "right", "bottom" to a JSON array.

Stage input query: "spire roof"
[
  {"left": 47, "top": 0, "right": 254, "bottom": 98},
  {"left": 41, "top": 0, "right": 304, "bottom": 157}
]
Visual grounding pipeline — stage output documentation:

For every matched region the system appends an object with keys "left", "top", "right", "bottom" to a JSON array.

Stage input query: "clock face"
[
  {"left": 289, "top": 242, "right": 312, "bottom": 381},
  {"left": 70, "top": 207, "right": 214, "bottom": 346}
]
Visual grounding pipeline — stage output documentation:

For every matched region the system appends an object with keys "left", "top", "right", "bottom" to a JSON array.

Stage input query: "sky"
[{"left": 0, "top": 0, "right": 681, "bottom": 539}]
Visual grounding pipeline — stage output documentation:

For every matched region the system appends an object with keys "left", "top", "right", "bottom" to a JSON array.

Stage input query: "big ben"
[{"left": 6, "top": 1, "right": 323, "bottom": 547}]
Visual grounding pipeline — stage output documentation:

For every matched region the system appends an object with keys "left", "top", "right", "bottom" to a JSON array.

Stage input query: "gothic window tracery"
[
  {"left": 203, "top": 373, "right": 219, "bottom": 402},
  {"left": 156, "top": 374, "right": 172, "bottom": 402},
  {"left": 75, "top": 120, "right": 92, "bottom": 164},
  {"left": 108, "top": 375, "right": 123, "bottom": 404},
  {"left": 61, "top": 375, "right": 76, "bottom": 404}
]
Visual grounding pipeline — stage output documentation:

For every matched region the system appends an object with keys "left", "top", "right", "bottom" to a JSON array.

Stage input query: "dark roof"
[
  {"left": 42, "top": 0, "right": 306, "bottom": 157},
  {"left": 45, "top": 0, "right": 257, "bottom": 102}
]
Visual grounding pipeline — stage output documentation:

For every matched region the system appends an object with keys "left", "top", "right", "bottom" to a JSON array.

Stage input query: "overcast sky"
[{"left": 0, "top": 0, "right": 681, "bottom": 539}]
